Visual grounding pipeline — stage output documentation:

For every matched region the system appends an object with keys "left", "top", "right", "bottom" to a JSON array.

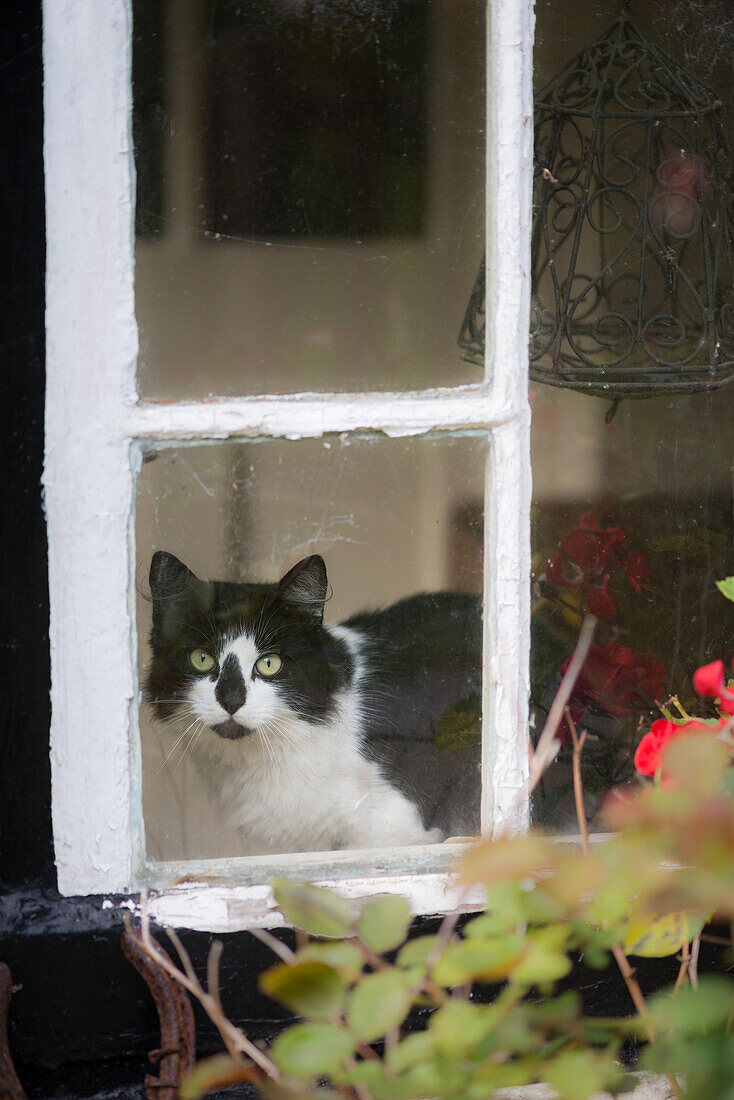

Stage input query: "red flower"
[
  {"left": 620, "top": 550, "right": 652, "bottom": 596},
  {"left": 546, "top": 552, "right": 584, "bottom": 589},
  {"left": 693, "top": 658, "right": 734, "bottom": 715},
  {"left": 586, "top": 574, "right": 616, "bottom": 620},
  {"left": 563, "top": 643, "right": 667, "bottom": 718},
  {"left": 561, "top": 511, "right": 626, "bottom": 574},
  {"left": 693, "top": 659, "right": 726, "bottom": 697},
  {"left": 634, "top": 717, "right": 723, "bottom": 776},
  {"left": 544, "top": 511, "right": 652, "bottom": 621}
]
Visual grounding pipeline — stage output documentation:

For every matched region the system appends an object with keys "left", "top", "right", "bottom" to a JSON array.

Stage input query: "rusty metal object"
[
  {"left": 121, "top": 926, "right": 196, "bottom": 1099},
  {"left": 0, "top": 963, "right": 27, "bottom": 1100}
]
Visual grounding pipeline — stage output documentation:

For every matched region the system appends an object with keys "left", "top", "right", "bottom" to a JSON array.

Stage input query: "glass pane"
[
  {"left": 136, "top": 434, "right": 486, "bottom": 861},
  {"left": 531, "top": 1, "right": 734, "bottom": 830},
  {"left": 132, "top": 0, "right": 485, "bottom": 398}
]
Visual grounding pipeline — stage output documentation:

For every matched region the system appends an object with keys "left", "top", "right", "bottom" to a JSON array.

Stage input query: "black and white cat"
[{"left": 145, "top": 551, "right": 481, "bottom": 855}]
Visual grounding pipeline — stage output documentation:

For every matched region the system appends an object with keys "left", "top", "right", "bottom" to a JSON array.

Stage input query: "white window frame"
[{"left": 43, "top": 0, "right": 534, "bottom": 925}]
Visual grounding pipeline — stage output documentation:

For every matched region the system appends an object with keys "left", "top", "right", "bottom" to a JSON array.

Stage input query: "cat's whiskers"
[
  {"left": 171, "top": 719, "right": 205, "bottom": 776},
  {"left": 187, "top": 623, "right": 213, "bottom": 644},
  {"left": 255, "top": 726, "right": 279, "bottom": 772},
  {"left": 155, "top": 714, "right": 202, "bottom": 776},
  {"left": 254, "top": 606, "right": 281, "bottom": 652},
  {"left": 264, "top": 718, "right": 299, "bottom": 755},
  {"left": 186, "top": 722, "right": 207, "bottom": 767}
]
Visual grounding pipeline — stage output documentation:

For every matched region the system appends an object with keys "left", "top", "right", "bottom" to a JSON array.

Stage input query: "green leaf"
[
  {"left": 298, "top": 941, "right": 364, "bottom": 980},
  {"left": 464, "top": 899, "right": 523, "bottom": 938},
  {"left": 431, "top": 935, "right": 524, "bottom": 986},
  {"left": 510, "top": 941, "right": 572, "bottom": 989},
  {"left": 271, "top": 1022, "right": 355, "bottom": 1080},
  {"left": 347, "top": 968, "right": 413, "bottom": 1042},
  {"left": 621, "top": 905, "right": 707, "bottom": 959},
  {"left": 385, "top": 1031, "right": 435, "bottom": 1073},
  {"left": 341, "top": 1062, "right": 395, "bottom": 1098},
  {"left": 468, "top": 1060, "right": 536, "bottom": 1095},
  {"left": 358, "top": 896, "right": 411, "bottom": 954},
  {"left": 459, "top": 834, "right": 554, "bottom": 887},
  {"left": 396, "top": 934, "right": 438, "bottom": 971},
  {"left": 179, "top": 1054, "right": 259, "bottom": 1099},
  {"left": 582, "top": 943, "right": 611, "bottom": 969},
  {"left": 716, "top": 576, "right": 734, "bottom": 602},
  {"left": 343, "top": 1061, "right": 423, "bottom": 1100},
  {"left": 648, "top": 977, "right": 734, "bottom": 1035},
  {"left": 543, "top": 1049, "right": 621, "bottom": 1100},
  {"left": 428, "top": 999, "right": 497, "bottom": 1053},
  {"left": 434, "top": 694, "right": 481, "bottom": 750},
  {"left": 401, "top": 1059, "right": 471, "bottom": 1098},
  {"left": 258, "top": 1080, "right": 337, "bottom": 1100},
  {"left": 260, "top": 961, "right": 346, "bottom": 1021},
  {"left": 272, "top": 880, "right": 354, "bottom": 938}
]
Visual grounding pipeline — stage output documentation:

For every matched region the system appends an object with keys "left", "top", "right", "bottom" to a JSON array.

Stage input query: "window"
[
  {"left": 44, "top": 0, "right": 533, "bottom": 917},
  {"left": 528, "top": 0, "right": 734, "bottom": 831}
]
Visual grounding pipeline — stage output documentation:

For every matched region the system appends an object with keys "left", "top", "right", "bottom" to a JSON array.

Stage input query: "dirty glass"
[
  {"left": 132, "top": 0, "right": 486, "bottom": 398},
  {"left": 136, "top": 434, "right": 486, "bottom": 862},
  {"left": 530, "top": 0, "right": 734, "bottom": 830}
]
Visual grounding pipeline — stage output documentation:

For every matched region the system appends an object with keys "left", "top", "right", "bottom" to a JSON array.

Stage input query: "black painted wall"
[{"left": 1, "top": 0, "right": 53, "bottom": 894}]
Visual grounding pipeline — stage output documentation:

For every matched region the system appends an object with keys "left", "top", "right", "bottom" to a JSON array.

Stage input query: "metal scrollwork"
[{"left": 459, "top": 11, "right": 734, "bottom": 398}]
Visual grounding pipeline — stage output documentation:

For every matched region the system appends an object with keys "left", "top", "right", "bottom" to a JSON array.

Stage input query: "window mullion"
[
  {"left": 130, "top": 387, "right": 518, "bottom": 441},
  {"left": 481, "top": 0, "right": 535, "bottom": 834},
  {"left": 44, "top": 0, "right": 138, "bottom": 894}
]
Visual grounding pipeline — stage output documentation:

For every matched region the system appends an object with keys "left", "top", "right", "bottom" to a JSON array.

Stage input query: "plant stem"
[
  {"left": 567, "top": 712, "right": 666, "bottom": 1081},
  {"left": 250, "top": 927, "right": 298, "bottom": 965},
  {"left": 529, "top": 614, "right": 597, "bottom": 794},
  {"left": 673, "top": 942, "right": 690, "bottom": 994},
  {"left": 568, "top": 710, "right": 589, "bottom": 856},
  {"left": 609, "top": 945, "right": 654, "bottom": 1037},
  {"left": 688, "top": 933, "right": 701, "bottom": 989},
  {"left": 137, "top": 894, "right": 280, "bottom": 1079}
]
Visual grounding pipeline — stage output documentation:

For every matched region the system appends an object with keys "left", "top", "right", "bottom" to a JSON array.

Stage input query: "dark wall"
[{"left": 1, "top": 0, "right": 54, "bottom": 892}]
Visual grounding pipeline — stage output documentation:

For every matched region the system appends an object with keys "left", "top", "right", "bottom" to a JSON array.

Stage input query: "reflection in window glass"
[
  {"left": 132, "top": 0, "right": 485, "bottom": 397},
  {"left": 530, "top": 0, "right": 734, "bottom": 830},
  {"left": 136, "top": 434, "right": 486, "bottom": 861}
]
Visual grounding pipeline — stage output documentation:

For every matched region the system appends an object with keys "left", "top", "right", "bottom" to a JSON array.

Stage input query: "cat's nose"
[{"left": 215, "top": 653, "right": 247, "bottom": 715}]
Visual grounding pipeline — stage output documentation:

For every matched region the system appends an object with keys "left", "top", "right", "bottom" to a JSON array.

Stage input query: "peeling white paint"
[
  {"left": 483, "top": 0, "right": 534, "bottom": 835},
  {"left": 130, "top": 387, "right": 520, "bottom": 442},
  {"left": 44, "top": 0, "right": 535, "bottom": 911},
  {"left": 149, "top": 872, "right": 487, "bottom": 933},
  {"left": 44, "top": 0, "right": 138, "bottom": 895}
]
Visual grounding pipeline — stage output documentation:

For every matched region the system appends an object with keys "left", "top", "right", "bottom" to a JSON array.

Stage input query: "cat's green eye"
[
  {"left": 189, "top": 648, "right": 216, "bottom": 673},
  {"left": 256, "top": 653, "right": 282, "bottom": 677}
]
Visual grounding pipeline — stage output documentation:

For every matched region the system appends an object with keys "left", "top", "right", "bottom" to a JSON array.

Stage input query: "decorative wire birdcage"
[{"left": 459, "top": 10, "right": 734, "bottom": 398}]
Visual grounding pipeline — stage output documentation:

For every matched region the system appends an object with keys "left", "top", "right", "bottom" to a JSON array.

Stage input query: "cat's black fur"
[{"left": 146, "top": 551, "right": 481, "bottom": 846}]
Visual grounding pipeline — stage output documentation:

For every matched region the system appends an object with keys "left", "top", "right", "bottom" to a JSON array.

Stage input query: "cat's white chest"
[{"left": 191, "top": 695, "right": 439, "bottom": 853}]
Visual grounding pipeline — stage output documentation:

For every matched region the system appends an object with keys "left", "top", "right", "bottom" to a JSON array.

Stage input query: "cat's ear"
[
  {"left": 272, "top": 555, "right": 328, "bottom": 623},
  {"left": 149, "top": 551, "right": 197, "bottom": 599}
]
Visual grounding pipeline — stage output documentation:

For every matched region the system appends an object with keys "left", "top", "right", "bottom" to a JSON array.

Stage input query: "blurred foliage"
[{"left": 180, "top": 729, "right": 734, "bottom": 1100}]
